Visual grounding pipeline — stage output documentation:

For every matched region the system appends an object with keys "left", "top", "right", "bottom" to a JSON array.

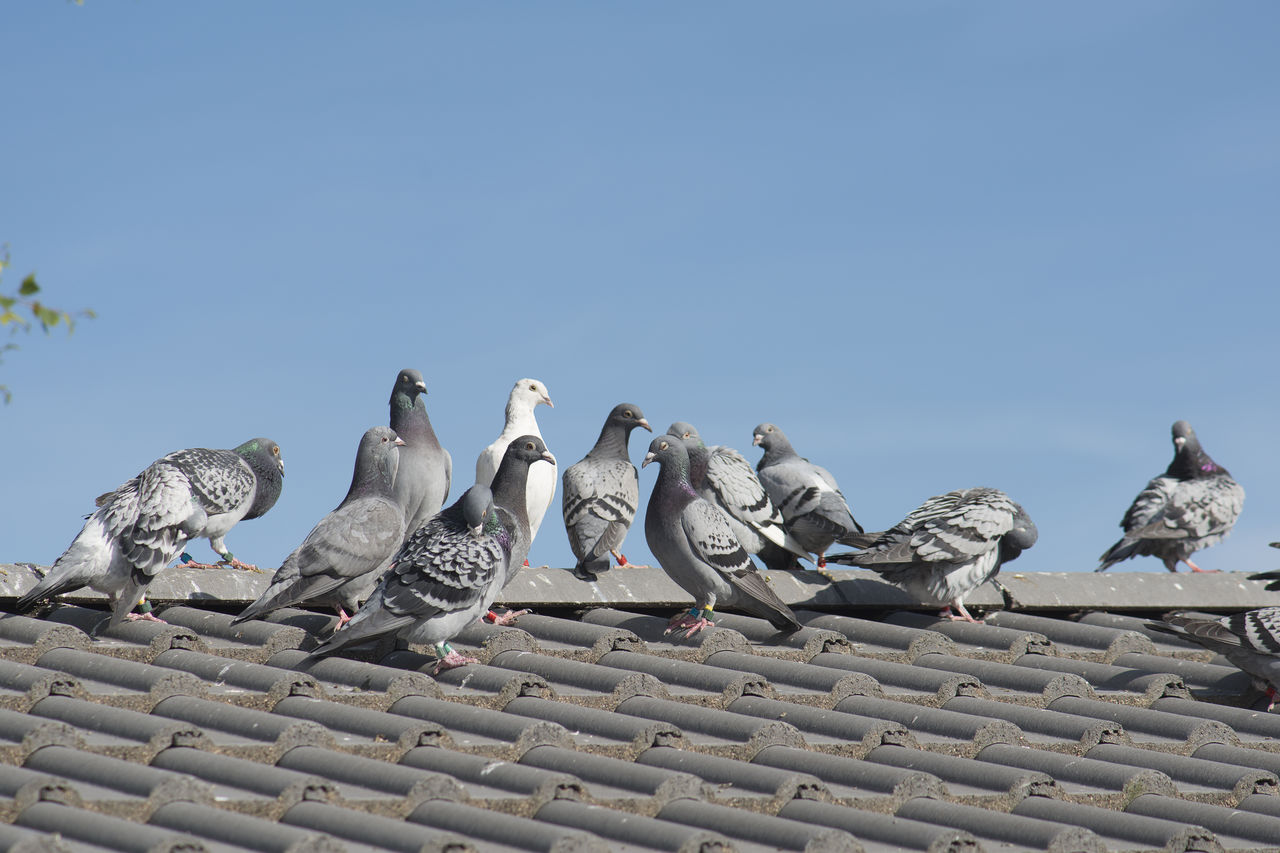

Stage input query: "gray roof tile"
[{"left": 1012, "top": 796, "right": 1219, "bottom": 853}]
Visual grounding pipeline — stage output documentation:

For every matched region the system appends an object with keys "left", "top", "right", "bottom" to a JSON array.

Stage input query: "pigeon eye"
[
  {"left": 525, "top": 441, "right": 535, "bottom": 451},
  {"left": 272, "top": 446, "right": 280, "bottom": 455},
  {"left": 624, "top": 410, "right": 633, "bottom": 418},
  {"left": 660, "top": 441, "right": 669, "bottom": 451}
]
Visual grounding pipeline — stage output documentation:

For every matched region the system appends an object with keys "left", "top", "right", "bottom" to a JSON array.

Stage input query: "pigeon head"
[
  {"left": 666, "top": 422, "right": 704, "bottom": 446},
  {"left": 503, "top": 434, "right": 557, "bottom": 468},
  {"left": 461, "top": 485, "right": 496, "bottom": 537},
  {"left": 1166, "top": 420, "right": 1226, "bottom": 478},
  {"left": 751, "top": 423, "right": 788, "bottom": 451},
  {"left": 1000, "top": 506, "right": 1039, "bottom": 563},
  {"left": 352, "top": 426, "right": 404, "bottom": 495},
  {"left": 234, "top": 437, "right": 285, "bottom": 520},
  {"left": 605, "top": 403, "right": 651, "bottom": 434},
  {"left": 391, "top": 369, "right": 427, "bottom": 408},
  {"left": 509, "top": 378, "right": 554, "bottom": 413},
  {"left": 642, "top": 435, "right": 690, "bottom": 470}
]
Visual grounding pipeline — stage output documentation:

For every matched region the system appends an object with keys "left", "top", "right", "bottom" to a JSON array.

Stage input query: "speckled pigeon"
[
  {"left": 389, "top": 369, "right": 452, "bottom": 544},
  {"left": 562, "top": 403, "right": 652, "bottom": 581},
  {"left": 667, "top": 422, "right": 809, "bottom": 570},
  {"left": 310, "top": 436, "right": 555, "bottom": 672},
  {"left": 232, "top": 427, "right": 405, "bottom": 629},
  {"left": 643, "top": 435, "right": 801, "bottom": 637},
  {"left": 826, "top": 488, "right": 1038, "bottom": 622},
  {"left": 476, "top": 378, "right": 557, "bottom": 550},
  {"left": 1150, "top": 609, "right": 1280, "bottom": 710},
  {"left": 19, "top": 437, "right": 285, "bottom": 628},
  {"left": 752, "top": 423, "right": 863, "bottom": 567},
  {"left": 1097, "top": 420, "right": 1244, "bottom": 573}
]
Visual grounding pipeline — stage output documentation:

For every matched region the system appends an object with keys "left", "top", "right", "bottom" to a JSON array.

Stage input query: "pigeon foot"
[
  {"left": 432, "top": 650, "right": 479, "bottom": 674},
  {"left": 941, "top": 604, "right": 982, "bottom": 623},
  {"left": 665, "top": 610, "right": 714, "bottom": 638},
  {"left": 125, "top": 612, "right": 167, "bottom": 624},
  {"left": 218, "top": 558, "right": 263, "bottom": 573},
  {"left": 1184, "top": 559, "right": 1220, "bottom": 574},
  {"left": 487, "top": 608, "right": 530, "bottom": 627}
]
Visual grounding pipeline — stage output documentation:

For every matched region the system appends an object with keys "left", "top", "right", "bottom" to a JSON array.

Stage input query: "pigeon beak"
[
  {"left": 638, "top": 418, "right": 652, "bottom": 432},
  {"left": 541, "top": 450, "right": 557, "bottom": 465},
  {"left": 752, "top": 434, "right": 763, "bottom": 447},
  {"left": 542, "top": 395, "right": 554, "bottom": 408},
  {"left": 1173, "top": 436, "right": 1186, "bottom": 449},
  {"left": 394, "top": 437, "right": 406, "bottom": 447},
  {"left": 468, "top": 522, "right": 484, "bottom": 537},
  {"left": 415, "top": 381, "right": 427, "bottom": 394},
  {"left": 642, "top": 451, "right": 656, "bottom": 468}
]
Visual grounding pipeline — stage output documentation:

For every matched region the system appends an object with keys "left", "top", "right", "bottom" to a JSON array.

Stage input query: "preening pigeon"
[
  {"left": 476, "top": 378, "right": 556, "bottom": 548},
  {"left": 1097, "top": 420, "right": 1244, "bottom": 573},
  {"left": 389, "top": 369, "right": 452, "bottom": 544},
  {"left": 232, "top": 427, "right": 405, "bottom": 629},
  {"left": 643, "top": 435, "right": 801, "bottom": 637},
  {"left": 19, "top": 437, "right": 285, "bottom": 628},
  {"left": 667, "top": 422, "right": 809, "bottom": 569},
  {"left": 826, "top": 488, "right": 1038, "bottom": 622},
  {"left": 309, "top": 436, "right": 555, "bottom": 672},
  {"left": 752, "top": 423, "right": 863, "bottom": 567},
  {"left": 1149, "top": 609, "right": 1280, "bottom": 710},
  {"left": 562, "top": 403, "right": 652, "bottom": 581}
]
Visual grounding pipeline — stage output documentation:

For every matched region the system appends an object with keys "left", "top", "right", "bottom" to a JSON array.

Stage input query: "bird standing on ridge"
[
  {"left": 752, "top": 423, "right": 863, "bottom": 568},
  {"left": 19, "top": 437, "right": 285, "bottom": 628},
  {"left": 643, "top": 435, "right": 801, "bottom": 638},
  {"left": 476, "top": 378, "right": 556, "bottom": 559},
  {"left": 232, "top": 427, "right": 405, "bottom": 630},
  {"left": 667, "top": 421, "right": 810, "bottom": 569},
  {"left": 1097, "top": 420, "right": 1244, "bottom": 573},
  {"left": 826, "top": 487, "right": 1037, "bottom": 622},
  {"left": 310, "top": 436, "right": 555, "bottom": 672},
  {"left": 389, "top": 369, "right": 451, "bottom": 544},
  {"left": 562, "top": 403, "right": 652, "bottom": 581}
]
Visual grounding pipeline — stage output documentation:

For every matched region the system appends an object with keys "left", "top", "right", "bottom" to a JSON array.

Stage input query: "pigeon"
[
  {"left": 561, "top": 403, "right": 652, "bottom": 581},
  {"left": 643, "top": 435, "right": 801, "bottom": 637},
  {"left": 1097, "top": 420, "right": 1244, "bottom": 573},
  {"left": 667, "top": 422, "right": 810, "bottom": 569},
  {"left": 232, "top": 427, "right": 405, "bottom": 629},
  {"left": 475, "top": 378, "right": 557, "bottom": 549},
  {"left": 825, "top": 488, "right": 1038, "bottom": 622},
  {"left": 309, "top": 435, "right": 555, "bottom": 672},
  {"left": 1149, "top": 609, "right": 1280, "bottom": 711},
  {"left": 751, "top": 423, "right": 864, "bottom": 567},
  {"left": 389, "top": 369, "right": 452, "bottom": 544},
  {"left": 19, "top": 437, "right": 285, "bottom": 628}
]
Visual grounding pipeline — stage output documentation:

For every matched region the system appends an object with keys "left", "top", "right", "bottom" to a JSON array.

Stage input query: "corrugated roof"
[{"left": 0, "top": 564, "right": 1279, "bottom": 852}]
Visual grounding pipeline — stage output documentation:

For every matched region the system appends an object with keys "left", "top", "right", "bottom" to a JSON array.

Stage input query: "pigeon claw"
[
  {"left": 125, "top": 612, "right": 167, "bottom": 624},
  {"left": 432, "top": 650, "right": 479, "bottom": 674},
  {"left": 219, "top": 558, "right": 263, "bottom": 573},
  {"left": 487, "top": 609, "right": 530, "bottom": 627},
  {"left": 664, "top": 610, "right": 714, "bottom": 638}
]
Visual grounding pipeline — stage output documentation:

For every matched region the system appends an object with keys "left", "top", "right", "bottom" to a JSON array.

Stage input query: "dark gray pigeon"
[
  {"left": 19, "top": 437, "right": 285, "bottom": 628},
  {"left": 643, "top": 435, "right": 801, "bottom": 638},
  {"left": 562, "top": 403, "right": 652, "bottom": 581},
  {"left": 389, "top": 369, "right": 452, "bottom": 544},
  {"left": 667, "top": 422, "right": 809, "bottom": 569},
  {"left": 1097, "top": 420, "right": 1244, "bottom": 573},
  {"left": 232, "top": 427, "right": 405, "bottom": 629},
  {"left": 752, "top": 423, "right": 863, "bottom": 567},
  {"left": 309, "top": 436, "right": 555, "bottom": 672},
  {"left": 1149, "top": 609, "right": 1280, "bottom": 710},
  {"left": 826, "top": 488, "right": 1037, "bottom": 622}
]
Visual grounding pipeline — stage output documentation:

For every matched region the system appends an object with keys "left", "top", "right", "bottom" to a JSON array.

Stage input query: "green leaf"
[
  {"left": 0, "top": 296, "right": 13, "bottom": 310},
  {"left": 18, "top": 274, "right": 39, "bottom": 296}
]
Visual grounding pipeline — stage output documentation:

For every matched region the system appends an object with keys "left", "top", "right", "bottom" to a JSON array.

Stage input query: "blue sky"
[{"left": 3, "top": 3, "right": 1278, "bottom": 581}]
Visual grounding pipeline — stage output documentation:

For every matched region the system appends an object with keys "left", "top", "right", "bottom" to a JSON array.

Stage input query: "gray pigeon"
[
  {"left": 19, "top": 437, "right": 285, "bottom": 628},
  {"left": 309, "top": 436, "right": 555, "bottom": 672},
  {"left": 826, "top": 488, "right": 1038, "bottom": 622},
  {"left": 389, "top": 369, "right": 452, "bottom": 544},
  {"left": 1149, "top": 609, "right": 1280, "bottom": 711},
  {"left": 667, "top": 422, "right": 809, "bottom": 569},
  {"left": 752, "top": 423, "right": 863, "bottom": 567},
  {"left": 1097, "top": 420, "right": 1244, "bottom": 573},
  {"left": 643, "top": 435, "right": 801, "bottom": 638},
  {"left": 562, "top": 403, "right": 652, "bottom": 581},
  {"left": 232, "top": 427, "right": 405, "bottom": 629}
]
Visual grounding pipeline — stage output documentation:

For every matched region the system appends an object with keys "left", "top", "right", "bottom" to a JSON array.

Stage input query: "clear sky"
[{"left": 3, "top": 3, "right": 1278, "bottom": 582}]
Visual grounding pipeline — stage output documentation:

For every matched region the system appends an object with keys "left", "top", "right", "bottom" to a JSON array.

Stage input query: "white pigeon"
[{"left": 475, "top": 378, "right": 556, "bottom": 547}]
